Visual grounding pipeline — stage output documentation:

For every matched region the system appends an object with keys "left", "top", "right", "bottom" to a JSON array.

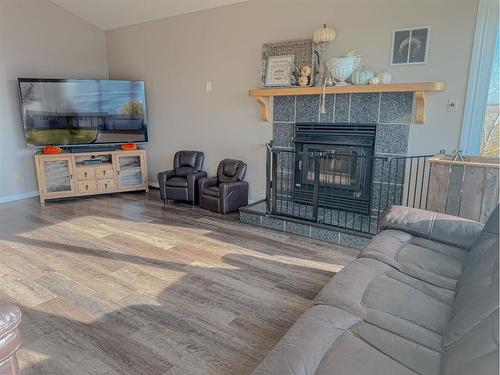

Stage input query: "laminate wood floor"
[{"left": 0, "top": 191, "right": 358, "bottom": 375}]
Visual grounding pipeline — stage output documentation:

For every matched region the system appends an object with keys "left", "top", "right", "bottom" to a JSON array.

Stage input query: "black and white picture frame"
[{"left": 391, "top": 26, "right": 431, "bottom": 65}]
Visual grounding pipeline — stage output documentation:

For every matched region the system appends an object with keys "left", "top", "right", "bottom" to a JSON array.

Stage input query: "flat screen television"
[{"left": 18, "top": 78, "right": 148, "bottom": 148}]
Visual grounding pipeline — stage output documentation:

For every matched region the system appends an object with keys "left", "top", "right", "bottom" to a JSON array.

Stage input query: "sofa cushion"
[
  {"left": 318, "top": 322, "right": 441, "bottom": 375},
  {"left": 252, "top": 304, "right": 442, "bottom": 375},
  {"left": 165, "top": 177, "right": 188, "bottom": 188},
  {"left": 315, "top": 258, "right": 452, "bottom": 352},
  {"left": 360, "top": 229, "right": 467, "bottom": 290}
]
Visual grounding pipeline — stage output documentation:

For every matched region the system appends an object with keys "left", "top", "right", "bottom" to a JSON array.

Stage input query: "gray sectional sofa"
[{"left": 252, "top": 205, "right": 499, "bottom": 375}]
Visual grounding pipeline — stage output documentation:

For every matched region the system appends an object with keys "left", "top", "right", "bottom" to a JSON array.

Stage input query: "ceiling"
[{"left": 49, "top": 0, "right": 247, "bottom": 30}]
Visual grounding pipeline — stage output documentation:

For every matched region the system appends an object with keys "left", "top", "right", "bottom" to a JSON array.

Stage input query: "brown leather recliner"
[
  {"left": 0, "top": 300, "right": 22, "bottom": 375},
  {"left": 199, "top": 159, "right": 249, "bottom": 214},
  {"left": 157, "top": 151, "right": 206, "bottom": 205}
]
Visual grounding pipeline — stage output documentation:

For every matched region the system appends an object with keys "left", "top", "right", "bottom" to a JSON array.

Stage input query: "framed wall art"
[
  {"left": 391, "top": 26, "right": 431, "bottom": 65},
  {"left": 264, "top": 55, "right": 295, "bottom": 87},
  {"left": 261, "top": 39, "right": 316, "bottom": 87}
]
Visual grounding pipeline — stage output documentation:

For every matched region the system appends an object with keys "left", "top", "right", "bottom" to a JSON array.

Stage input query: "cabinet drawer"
[
  {"left": 95, "top": 166, "right": 114, "bottom": 179},
  {"left": 76, "top": 167, "right": 95, "bottom": 180},
  {"left": 96, "top": 179, "right": 115, "bottom": 193},
  {"left": 77, "top": 180, "right": 97, "bottom": 194}
]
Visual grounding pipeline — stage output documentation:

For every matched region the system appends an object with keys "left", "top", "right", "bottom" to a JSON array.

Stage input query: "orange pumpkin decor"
[
  {"left": 121, "top": 143, "right": 138, "bottom": 151},
  {"left": 43, "top": 146, "right": 62, "bottom": 154}
]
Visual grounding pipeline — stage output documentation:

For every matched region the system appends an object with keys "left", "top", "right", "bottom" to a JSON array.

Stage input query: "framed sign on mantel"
[{"left": 265, "top": 55, "right": 295, "bottom": 87}]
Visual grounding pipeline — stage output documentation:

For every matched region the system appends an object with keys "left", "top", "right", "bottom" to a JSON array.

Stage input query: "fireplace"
[{"left": 293, "top": 123, "right": 376, "bottom": 214}]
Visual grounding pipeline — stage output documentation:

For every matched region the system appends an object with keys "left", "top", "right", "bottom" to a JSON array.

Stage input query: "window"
[
  {"left": 481, "top": 31, "right": 499, "bottom": 156},
  {"left": 460, "top": 0, "right": 499, "bottom": 155}
]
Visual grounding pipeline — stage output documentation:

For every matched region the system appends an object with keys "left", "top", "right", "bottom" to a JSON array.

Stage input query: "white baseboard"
[
  {"left": 148, "top": 181, "right": 160, "bottom": 189},
  {"left": 0, "top": 191, "right": 39, "bottom": 204}
]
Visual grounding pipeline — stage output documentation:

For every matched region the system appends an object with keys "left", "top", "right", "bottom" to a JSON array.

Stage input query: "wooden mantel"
[{"left": 249, "top": 82, "right": 446, "bottom": 124}]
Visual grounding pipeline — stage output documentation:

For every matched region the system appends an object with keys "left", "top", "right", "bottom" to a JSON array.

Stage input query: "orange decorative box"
[
  {"left": 121, "top": 143, "right": 138, "bottom": 151},
  {"left": 43, "top": 146, "right": 62, "bottom": 154}
]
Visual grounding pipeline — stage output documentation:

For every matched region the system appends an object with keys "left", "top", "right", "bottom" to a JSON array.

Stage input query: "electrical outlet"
[
  {"left": 447, "top": 98, "right": 457, "bottom": 112},
  {"left": 206, "top": 81, "right": 212, "bottom": 92}
]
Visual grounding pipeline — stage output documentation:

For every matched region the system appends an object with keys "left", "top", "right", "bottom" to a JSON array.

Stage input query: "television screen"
[{"left": 18, "top": 79, "right": 148, "bottom": 147}]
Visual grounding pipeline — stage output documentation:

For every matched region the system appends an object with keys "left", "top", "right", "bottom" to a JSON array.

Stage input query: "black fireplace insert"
[{"left": 293, "top": 123, "right": 376, "bottom": 214}]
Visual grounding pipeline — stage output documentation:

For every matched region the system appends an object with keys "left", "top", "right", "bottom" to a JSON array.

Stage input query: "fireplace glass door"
[{"left": 300, "top": 145, "right": 365, "bottom": 193}]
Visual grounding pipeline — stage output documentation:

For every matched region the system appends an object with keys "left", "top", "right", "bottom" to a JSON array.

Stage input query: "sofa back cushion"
[
  {"left": 380, "top": 206, "right": 484, "bottom": 249},
  {"left": 442, "top": 206, "right": 499, "bottom": 372},
  {"left": 442, "top": 308, "right": 498, "bottom": 375}
]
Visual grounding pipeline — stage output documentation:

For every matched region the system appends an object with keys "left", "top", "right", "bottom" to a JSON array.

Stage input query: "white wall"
[
  {"left": 0, "top": 0, "right": 108, "bottom": 201},
  {"left": 106, "top": 0, "right": 478, "bottom": 202}
]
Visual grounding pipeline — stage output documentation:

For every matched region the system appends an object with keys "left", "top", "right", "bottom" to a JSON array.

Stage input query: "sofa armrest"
[
  {"left": 157, "top": 170, "right": 176, "bottom": 202},
  {"left": 252, "top": 305, "right": 360, "bottom": 375},
  {"left": 380, "top": 206, "right": 484, "bottom": 249}
]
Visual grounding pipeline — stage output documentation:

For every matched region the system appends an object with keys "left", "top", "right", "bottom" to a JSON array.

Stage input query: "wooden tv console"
[{"left": 34, "top": 149, "right": 148, "bottom": 204}]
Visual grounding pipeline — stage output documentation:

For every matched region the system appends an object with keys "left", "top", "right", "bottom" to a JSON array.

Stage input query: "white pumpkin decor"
[
  {"left": 350, "top": 67, "right": 374, "bottom": 85},
  {"left": 369, "top": 76, "right": 381, "bottom": 85},
  {"left": 301, "top": 65, "right": 312, "bottom": 77},
  {"left": 378, "top": 71, "right": 392, "bottom": 84},
  {"left": 298, "top": 75, "right": 309, "bottom": 87},
  {"left": 313, "top": 24, "right": 337, "bottom": 86},
  {"left": 313, "top": 25, "right": 336, "bottom": 44}
]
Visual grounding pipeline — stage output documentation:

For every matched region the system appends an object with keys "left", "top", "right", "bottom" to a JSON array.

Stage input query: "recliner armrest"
[
  {"left": 380, "top": 206, "right": 484, "bottom": 249},
  {"left": 199, "top": 176, "right": 218, "bottom": 191},
  {"left": 186, "top": 171, "right": 207, "bottom": 201},
  {"left": 220, "top": 181, "right": 248, "bottom": 197},
  {"left": 157, "top": 170, "right": 176, "bottom": 201}
]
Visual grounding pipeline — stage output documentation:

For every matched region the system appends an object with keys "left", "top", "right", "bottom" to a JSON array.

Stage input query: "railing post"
[
  {"left": 312, "top": 154, "right": 320, "bottom": 221},
  {"left": 271, "top": 149, "right": 278, "bottom": 215},
  {"left": 265, "top": 146, "right": 271, "bottom": 213}
]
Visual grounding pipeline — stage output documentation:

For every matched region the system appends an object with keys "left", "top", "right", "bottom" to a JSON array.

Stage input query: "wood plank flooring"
[{"left": 0, "top": 190, "right": 358, "bottom": 375}]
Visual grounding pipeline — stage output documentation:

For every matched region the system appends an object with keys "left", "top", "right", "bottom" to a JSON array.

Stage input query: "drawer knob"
[
  {"left": 85, "top": 185, "right": 89, "bottom": 190},
  {"left": 84, "top": 172, "right": 87, "bottom": 177}
]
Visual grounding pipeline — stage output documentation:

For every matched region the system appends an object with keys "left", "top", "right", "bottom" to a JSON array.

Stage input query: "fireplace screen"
[{"left": 293, "top": 123, "right": 377, "bottom": 214}]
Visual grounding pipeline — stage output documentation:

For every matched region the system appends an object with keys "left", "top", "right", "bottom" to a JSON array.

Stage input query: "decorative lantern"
[{"left": 313, "top": 24, "right": 336, "bottom": 86}]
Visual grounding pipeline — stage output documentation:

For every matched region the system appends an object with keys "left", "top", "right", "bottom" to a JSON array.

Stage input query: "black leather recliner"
[
  {"left": 199, "top": 159, "right": 248, "bottom": 214},
  {"left": 157, "top": 151, "right": 206, "bottom": 205}
]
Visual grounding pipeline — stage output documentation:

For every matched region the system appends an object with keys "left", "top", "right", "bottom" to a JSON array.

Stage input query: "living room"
[{"left": 0, "top": 0, "right": 498, "bottom": 374}]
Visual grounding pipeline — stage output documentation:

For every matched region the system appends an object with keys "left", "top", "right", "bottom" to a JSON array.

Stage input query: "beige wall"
[
  {"left": 106, "top": 0, "right": 478, "bottom": 202},
  {"left": 0, "top": 0, "right": 108, "bottom": 200}
]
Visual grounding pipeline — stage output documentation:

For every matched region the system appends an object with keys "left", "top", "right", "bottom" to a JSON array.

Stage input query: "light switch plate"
[
  {"left": 206, "top": 81, "right": 212, "bottom": 92},
  {"left": 447, "top": 98, "right": 457, "bottom": 112}
]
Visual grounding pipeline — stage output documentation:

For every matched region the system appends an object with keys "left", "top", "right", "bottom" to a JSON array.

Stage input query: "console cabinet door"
[
  {"left": 115, "top": 152, "right": 147, "bottom": 190},
  {"left": 38, "top": 156, "right": 76, "bottom": 199}
]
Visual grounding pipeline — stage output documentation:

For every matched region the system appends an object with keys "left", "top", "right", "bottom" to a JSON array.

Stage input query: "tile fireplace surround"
[{"left": 240, "top": 92, "right": 414, "bottom": 248}]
